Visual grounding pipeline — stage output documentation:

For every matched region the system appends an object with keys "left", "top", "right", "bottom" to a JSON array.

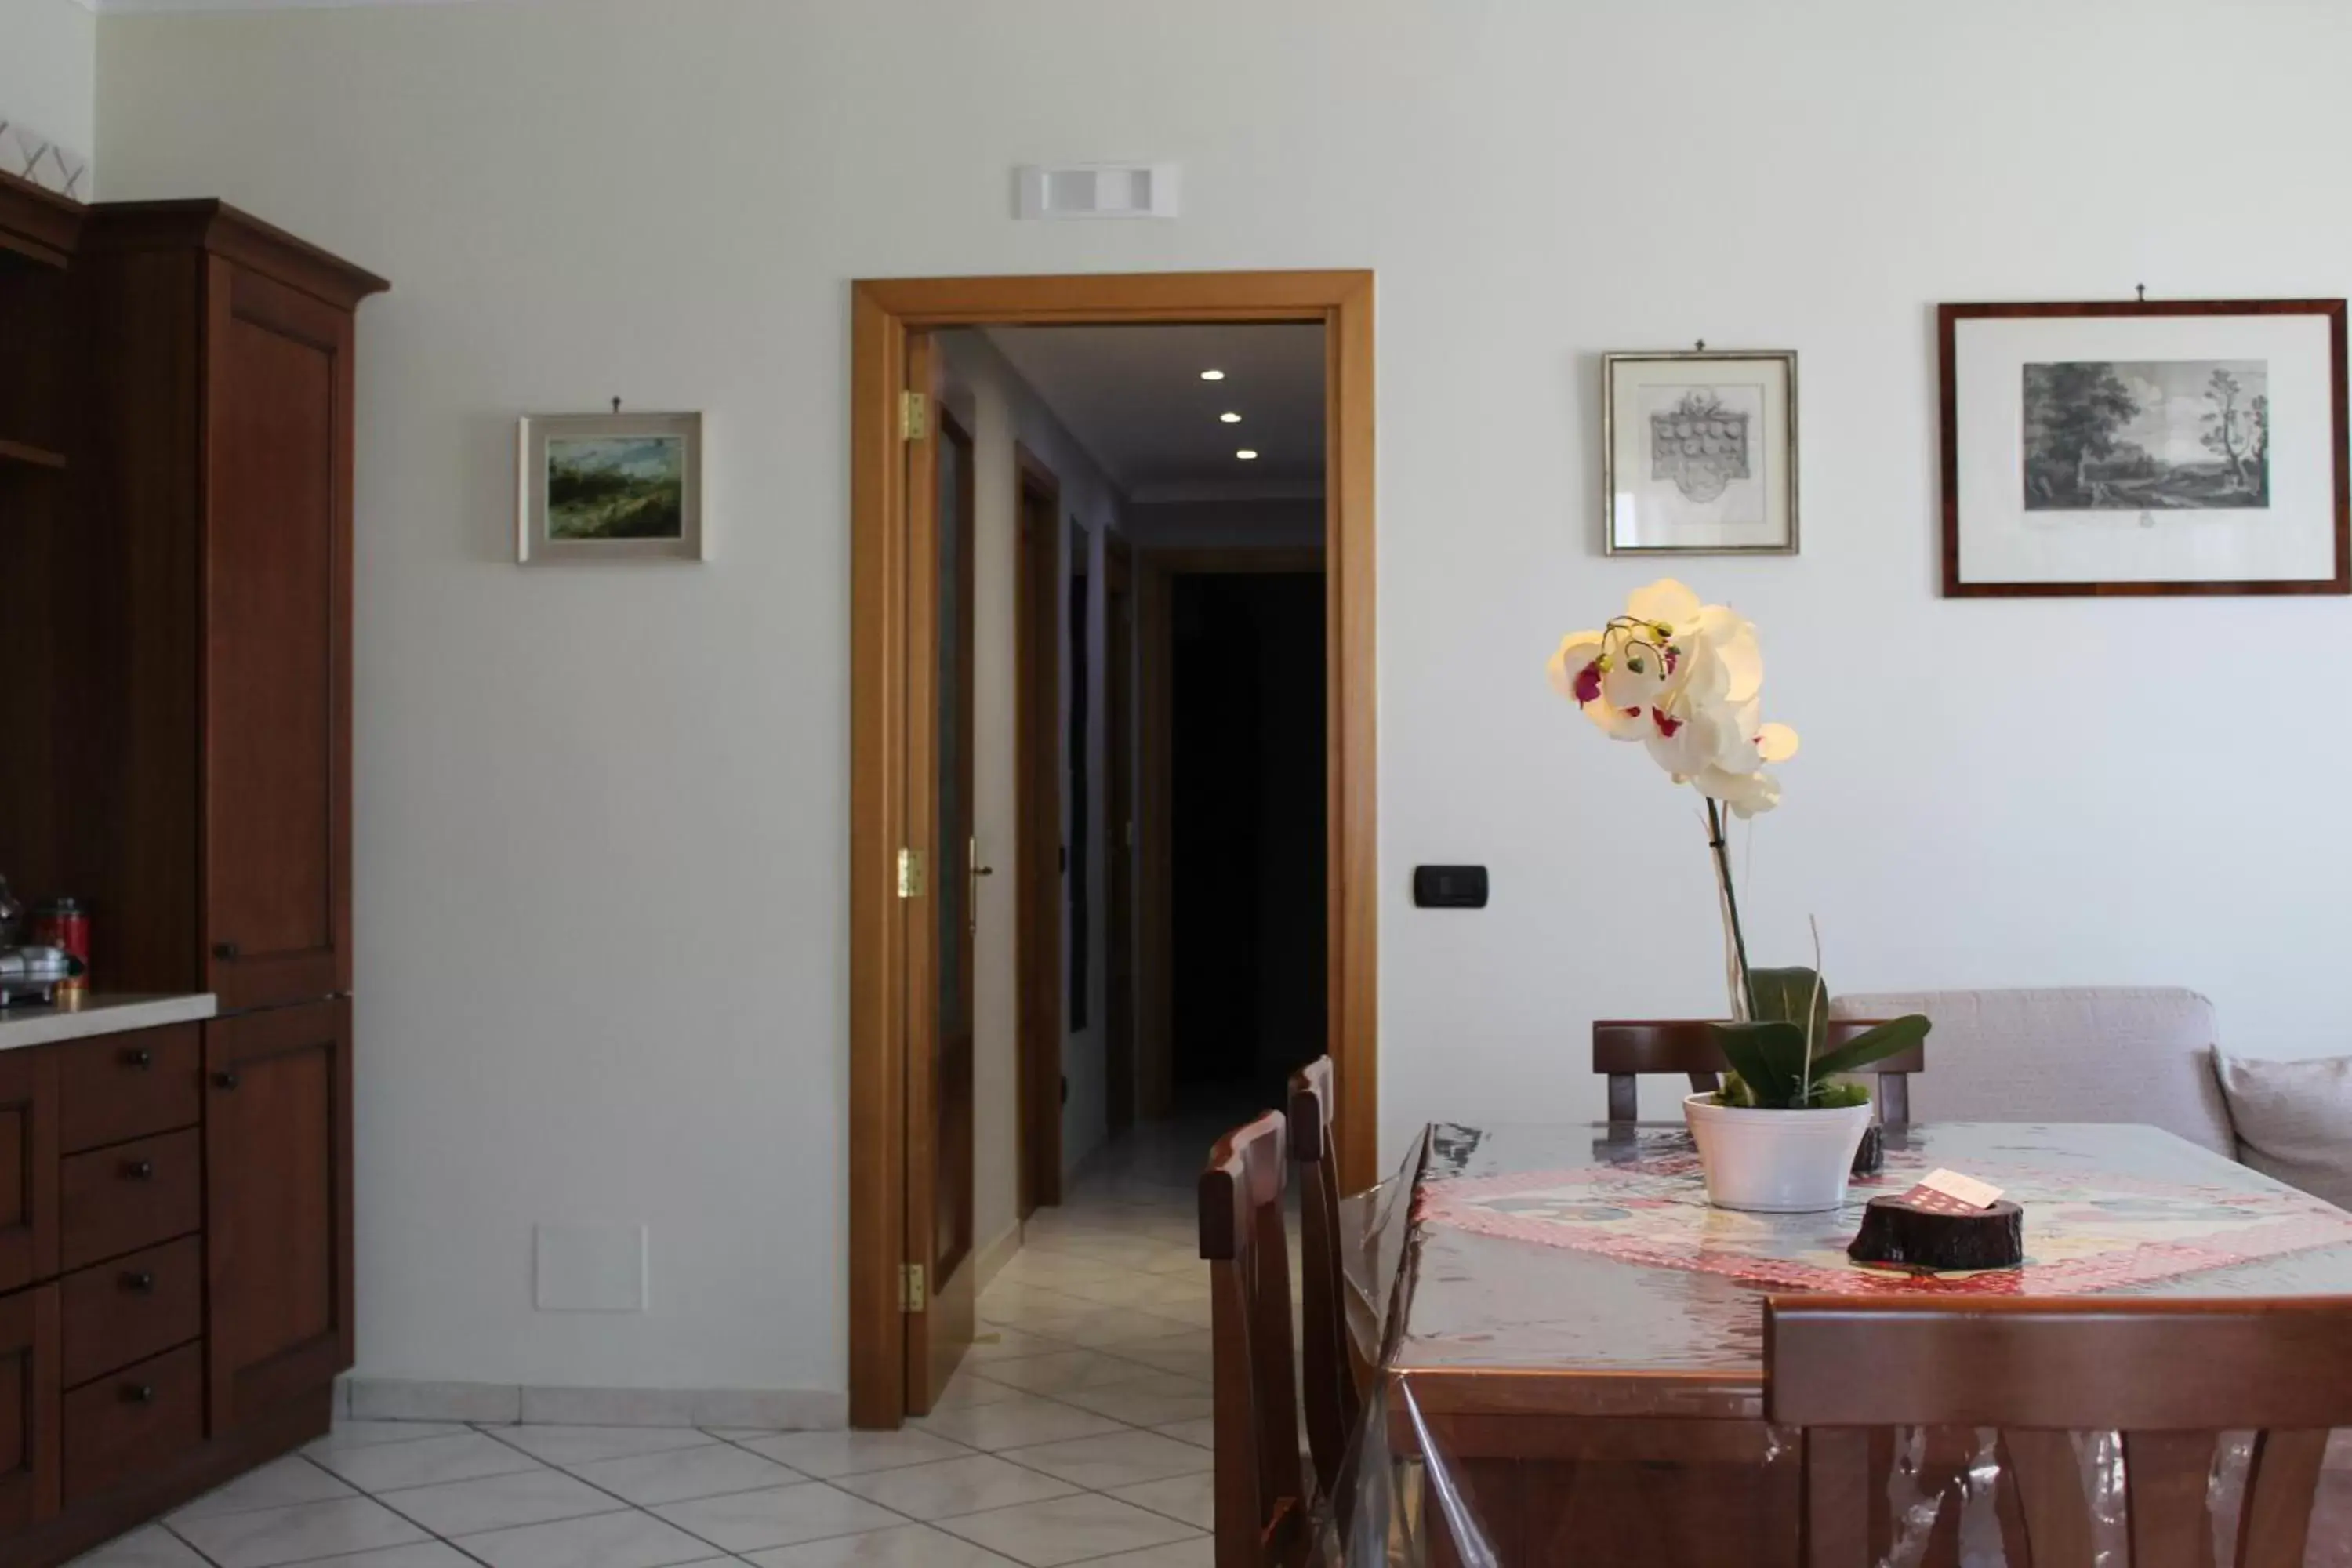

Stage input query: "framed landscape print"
[
  {"left": 1602, "top": 350, "right": 1798, "bottom": 556},
  {"left": 1940, "top": 300, "right": 2348, "bottom": 597},
  {"left": 518, "top": 412, "right": 704, "bottom": 563}
]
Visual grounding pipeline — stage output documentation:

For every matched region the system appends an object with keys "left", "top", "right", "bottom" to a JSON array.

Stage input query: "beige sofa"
[{"left": 1829, "top": 985, "right": 2237, "bottom": 1156}]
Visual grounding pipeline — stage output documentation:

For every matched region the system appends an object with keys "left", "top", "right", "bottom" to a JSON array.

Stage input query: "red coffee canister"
[{"left": 31, "top": 898, "right": 89, "bottom": 994}]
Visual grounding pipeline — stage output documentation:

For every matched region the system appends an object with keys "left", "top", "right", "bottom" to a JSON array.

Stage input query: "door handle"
[{"left": 969, "top": 839, "right": 993, "bottom": 933}]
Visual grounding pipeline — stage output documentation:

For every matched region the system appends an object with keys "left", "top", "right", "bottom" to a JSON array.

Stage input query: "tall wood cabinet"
[
  {"left": 74, "top": 201, "right": 372, "bottom": 1016},
  {"left": 0, "top": 172, "right": 382, "bottom": 1564}
]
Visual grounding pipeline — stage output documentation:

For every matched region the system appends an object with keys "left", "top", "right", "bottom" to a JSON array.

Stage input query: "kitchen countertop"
[{"left": 0, "top": 992, "right": 217, "bottom": 1051}]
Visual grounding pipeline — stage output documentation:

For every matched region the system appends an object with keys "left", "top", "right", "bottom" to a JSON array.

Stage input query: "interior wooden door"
[
  {"left": 205, "top": 997, "right": 353, "bottom": 1432},
  {"left": 1014, "top": 452, "right": 1066, "bottom": 1215},
  {"left": 1103, "top": 537, "right": 1136, "bottom": 1134},
  {"left": 902, "top": 335, "right": 977, "bottom": 1413},
  {"left": 202, "top": 260, "right": 353, "bottom": 1012}
]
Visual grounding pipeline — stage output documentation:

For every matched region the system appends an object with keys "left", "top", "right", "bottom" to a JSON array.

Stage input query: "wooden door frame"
[
  {"left": 1135, "top": 547, "right": 1327, "bottom": 1126},
  {"left": 1102, "top": 535, "right": 1136, "bottom": 1138},
  {"left": 850, "top": 270, "right": 1377, "bottom": 1428},
  {"left": 1013, "top": 443, "right": 1064, "bottom": 1220}
]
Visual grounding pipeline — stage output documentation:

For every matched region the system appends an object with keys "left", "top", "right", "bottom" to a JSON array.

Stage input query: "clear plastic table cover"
[{"left": 1318, "top": 1122, "right": 2352, "bottom": 1567}]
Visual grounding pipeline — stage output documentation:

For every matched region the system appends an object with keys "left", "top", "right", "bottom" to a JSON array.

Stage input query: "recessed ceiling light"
[
  {"left": 1235, "top": 449, "right": 1259, "bottom": 460},
  {"left": 1200, "top": 369, "right": 1225, "bottom": 381},
  {"left": 1220, "top": 412, "right": 1243, "bottom": 423}
]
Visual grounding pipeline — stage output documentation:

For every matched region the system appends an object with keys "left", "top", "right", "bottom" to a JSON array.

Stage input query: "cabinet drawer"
[
  {"left": 59, "top": 1025, "right": 201, "bottom": 1154},
  {"left": 60, "top": 1130, "right": 201, "bottom": 1272},
  {"left": 61, "top": 1236, "right": 201, "bottom": 1388},
  {"left": 63, "top": 1341, "right": 202, "bottom": 1504}
]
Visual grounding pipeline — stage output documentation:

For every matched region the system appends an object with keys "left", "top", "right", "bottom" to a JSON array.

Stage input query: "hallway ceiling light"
[
  {"left": 1199, "top": 369, "right": 1225, "bottom": 381},
  {"left": 1236, "top": 449, "right": 1259, "bottom": 460},
  {"left": 1220, "top": 412, "right": 1243, "bottom": 423}
]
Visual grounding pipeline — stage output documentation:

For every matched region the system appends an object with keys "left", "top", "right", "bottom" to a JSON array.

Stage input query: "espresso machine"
[{"left": 0, "top": 873, "right": 82, "bottom": 1008}]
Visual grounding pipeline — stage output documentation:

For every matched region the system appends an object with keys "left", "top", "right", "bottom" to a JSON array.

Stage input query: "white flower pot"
[{"left": 1682, "top": 1092, "right": 1874, "bottom": 1213}]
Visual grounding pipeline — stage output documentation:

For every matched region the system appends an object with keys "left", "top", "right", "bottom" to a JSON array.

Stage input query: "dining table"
[{"left": 1342, "top": 1120, "right": 2352, "bottom": 1568}]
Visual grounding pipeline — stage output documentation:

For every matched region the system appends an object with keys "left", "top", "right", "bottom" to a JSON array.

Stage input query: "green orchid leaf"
[
  {"left": 1711, "top": 1020, "right": 1807, "bottom": 1108},
  {"left": 1748, "top": 966, "right": 1830, "bottom": 1044},
  {"left": 1809, "top": 1014, "right": 1932, "bottom": 1079}
]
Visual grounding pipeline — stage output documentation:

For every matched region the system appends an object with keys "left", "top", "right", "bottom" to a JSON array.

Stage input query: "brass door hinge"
[
  {"left": 898, "top": 1263, "right": 926, "bottom": 1313},
  {"left": 900, "top": 390, "right": 928, "bottom": 441},
  {"left": 897, "top": 848, "right": 924, "bottom": 898}
]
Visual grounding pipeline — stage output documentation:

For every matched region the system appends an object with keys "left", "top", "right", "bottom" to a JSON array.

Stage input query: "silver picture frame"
[
  {"left": 1602, "top": 350, "right": 1798, "bottom": 557},
  {"left": 517, "top": 411, "right": 705, "bottom": 564}
]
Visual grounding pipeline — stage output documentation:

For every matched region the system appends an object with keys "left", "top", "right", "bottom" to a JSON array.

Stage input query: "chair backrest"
[
  {"left": 1594, "top": 1018, "right": 1920, "bottom": 1124},
  {"left": 1200, "top": 1112, "right": 1308, "bottom": 1568},
  {"left": 1289, "top": 1056, "right": 1361, "bottom": 1501},
  {"left": 1831, "top": 987, "right": 2234, "bottom": 1156},
  {"left": 1767, "top": 1295, "right": 2352, "bottom": 1568}
]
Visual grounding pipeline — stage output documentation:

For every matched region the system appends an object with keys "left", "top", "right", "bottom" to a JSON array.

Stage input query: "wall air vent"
[{"left": 1016, "top": 163, "right": 1181, "bottom": 220}]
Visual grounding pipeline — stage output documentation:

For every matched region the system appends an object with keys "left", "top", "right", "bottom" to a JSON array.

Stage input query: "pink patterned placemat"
[{"left": 1418, "top": 1149, "right": 2352, "bottom": 1296}]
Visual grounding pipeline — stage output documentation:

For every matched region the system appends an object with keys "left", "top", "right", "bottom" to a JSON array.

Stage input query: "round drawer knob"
[
  {"left": 122, "top": 1270, "right": 157, "bottom": 1294},
  {"left": 213, "top": 1070, "right": 240, "bottom": 1091},
  {"left": 211, "top": 941, "right": 240, "bottom": 960},
  {"left": 123, "top": 1160, "right": 155, "bottom": 1181},
  {"left": 122, "top": 1384, "right": 156, "bottom": 1406},
  {"left": 122, "top": 1047, "right": 154, "bottom": 1069}
]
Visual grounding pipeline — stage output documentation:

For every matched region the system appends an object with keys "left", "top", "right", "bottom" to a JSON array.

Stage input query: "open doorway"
[{"left": 848, "top": 273, "right": 1375, "bottom": 1429}]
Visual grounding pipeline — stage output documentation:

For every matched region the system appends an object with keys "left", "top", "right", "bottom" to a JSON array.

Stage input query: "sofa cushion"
[
  {"left": 2215, "top": 1052, "right": 2352, "bottom": 1210},
  {"left": 1829, "top": 987, "right": 2235, "bottom": 1156}
]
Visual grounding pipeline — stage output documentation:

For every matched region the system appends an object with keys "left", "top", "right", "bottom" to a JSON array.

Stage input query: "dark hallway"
[{"left": 1167, "top": 570, "right": 1327, "bottom": 1110}]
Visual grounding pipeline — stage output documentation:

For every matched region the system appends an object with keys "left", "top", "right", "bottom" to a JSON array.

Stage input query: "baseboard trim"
[
  {"left": 346, "top": 1377, "right": 846, "bottom": 1430},
  {"left": 974, "top": 1219, "right": 1025, "bottom": 1295}
]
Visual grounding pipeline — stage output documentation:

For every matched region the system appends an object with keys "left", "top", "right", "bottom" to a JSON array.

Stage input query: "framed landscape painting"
[
  {"left": 1602, "top": 350, "right": 1798, "bottom": 556},
  {"left": 1940, "top": 300, "right": 2347, "bottom": 596},
  {"left": 518, "top": 412, "right": 704, "bottom": 563}
]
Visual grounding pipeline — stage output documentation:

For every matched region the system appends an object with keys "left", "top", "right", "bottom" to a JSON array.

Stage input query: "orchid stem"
[{"left": 1704, "top": 797, "right": 1755, "bottom": 1022}]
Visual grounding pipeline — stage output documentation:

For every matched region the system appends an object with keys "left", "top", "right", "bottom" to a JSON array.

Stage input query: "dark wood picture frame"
[{"left": 1939, "top": 298, "right": 2349, "bottom": 597}]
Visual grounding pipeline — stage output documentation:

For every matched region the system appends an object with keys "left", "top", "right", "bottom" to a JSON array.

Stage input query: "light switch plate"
[{"left": 534, "top": 1224, "right": 648, "bottom": 1312}]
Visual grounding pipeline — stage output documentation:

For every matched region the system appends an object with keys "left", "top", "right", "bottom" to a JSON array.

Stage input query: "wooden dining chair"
[
  {"left": 1593, "top": 1018, "right": 1922, "bottom": 1125},
  {"left": 1767, "top": 1295, "right": 2352, "bottom": 1567},
  {"left": 1289, "top": 1056, "right": 1362, "bottom": 1502},
  {"left": 1201, "top": 1112, "right": 1311, "bottom": 1568}
]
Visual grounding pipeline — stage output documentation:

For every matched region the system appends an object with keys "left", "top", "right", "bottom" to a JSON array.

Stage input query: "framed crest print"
[
  {"left": 1940, "top": 299, "right": 2348, "bottom": 597},
  {"left": 1602, "top": 350, "right": 1798, "bottom": 556}
]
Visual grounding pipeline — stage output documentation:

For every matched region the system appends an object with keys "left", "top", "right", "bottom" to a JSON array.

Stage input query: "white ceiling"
[{"left": 979, "top": 323, "right": 1324, "bottom": 503}]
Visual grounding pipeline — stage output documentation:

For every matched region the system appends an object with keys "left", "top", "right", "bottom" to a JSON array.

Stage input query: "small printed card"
[{"left": 1896, "top": 1168, "right": 2006, "bottom": 1214}]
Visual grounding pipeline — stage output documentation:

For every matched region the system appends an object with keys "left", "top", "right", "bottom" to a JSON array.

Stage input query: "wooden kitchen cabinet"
[
  {"left": 70, "top": 201, "right": 380, "bottom": 1014},
  {"left": 204, "top": 1000, "right": 353, "bottom": 1433},
  {"left": 0, "top": 174, "right": 379, "bottom": 1566}
]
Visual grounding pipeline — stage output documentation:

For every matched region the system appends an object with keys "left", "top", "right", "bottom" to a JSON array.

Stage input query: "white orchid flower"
[
  {"left": 1549, "top": 579, "right": 1798, "bottom": 814},
  {"left": 1696, "top": 765, "right": 1782, "bottom": 819}
]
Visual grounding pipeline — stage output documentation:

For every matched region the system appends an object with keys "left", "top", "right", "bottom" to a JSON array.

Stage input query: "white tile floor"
[{"left": 69, "top": 1112, "right": 1252, "bottom": 1568}]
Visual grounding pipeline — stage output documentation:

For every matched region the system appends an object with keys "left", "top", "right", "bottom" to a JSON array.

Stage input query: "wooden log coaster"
[{"left": 1848, "top": 1195, "right": 2024, "bottom": 1272}]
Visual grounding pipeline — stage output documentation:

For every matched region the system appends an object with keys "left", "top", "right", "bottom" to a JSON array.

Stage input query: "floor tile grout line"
[
  {"left": 154, "top": 1515, "right": 235, "bottom": 1568},
  {"left": 461, "top": 1421, "right": 936, "bottom": 1562}
]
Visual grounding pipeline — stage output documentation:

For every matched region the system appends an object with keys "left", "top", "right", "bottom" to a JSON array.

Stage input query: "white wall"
[
  {"left": 936, "top": 331, "right": 1121, "bottom": 1255},
  {"left": 0, "top": 0, "right": 94, "bottom": 183},
  {"left": 89, "top": 0, "right": 2352, "bottom": 1399}
]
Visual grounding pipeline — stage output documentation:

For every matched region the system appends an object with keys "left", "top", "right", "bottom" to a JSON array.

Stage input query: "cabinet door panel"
[
  {"left": 0, "top": 1285, "right": 60, "bottom": 1530},
  {"left": 0, "top": 1051, "right": 59, "bottom": 1294},
  {"left": 205, "top": 1000, "right": 352, "bottom": 1432},
  {"left": 204, "top": 263, "right": 353, "bottom": 1011}
]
